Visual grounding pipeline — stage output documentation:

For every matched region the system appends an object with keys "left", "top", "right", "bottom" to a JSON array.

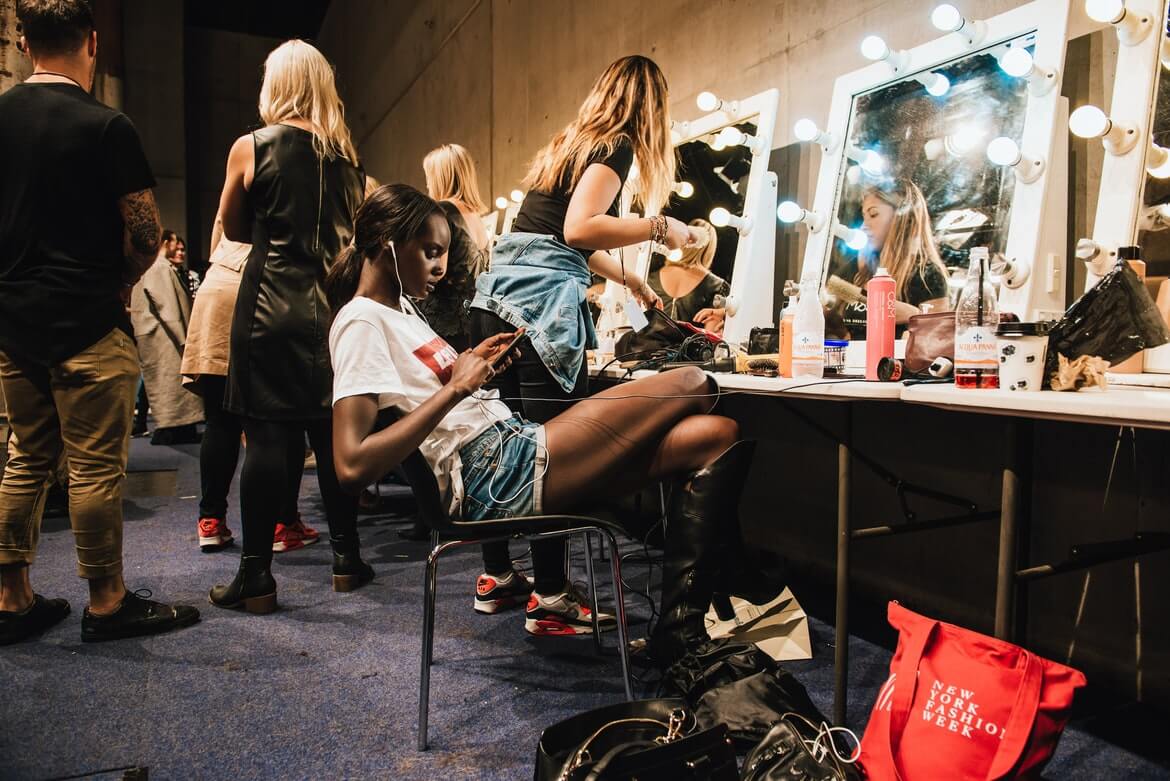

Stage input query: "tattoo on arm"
[{"left": 118, "top": 189, "right": 161, "bottom": 285}]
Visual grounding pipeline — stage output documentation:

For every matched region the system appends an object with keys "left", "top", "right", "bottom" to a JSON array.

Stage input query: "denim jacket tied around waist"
[{"left": 470, "top": 232, "right": 596, "bottom": 394}]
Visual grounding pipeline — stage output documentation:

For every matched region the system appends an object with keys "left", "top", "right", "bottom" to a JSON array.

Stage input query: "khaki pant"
[{"left": 0, "top": 329, "right": 138, "bottom": 578}]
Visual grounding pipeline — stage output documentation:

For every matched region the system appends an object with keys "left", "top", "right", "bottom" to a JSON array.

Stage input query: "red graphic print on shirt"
[{"left": 413, "top": 337, "right": 459, "bottom": 385}]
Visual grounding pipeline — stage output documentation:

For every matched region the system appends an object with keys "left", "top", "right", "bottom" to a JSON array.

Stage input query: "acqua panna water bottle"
[{"left": 792, "top": 280, "right": 825, "bottom": 379}]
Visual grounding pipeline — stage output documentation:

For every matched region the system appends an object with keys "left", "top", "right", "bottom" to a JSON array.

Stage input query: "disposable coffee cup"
[{"left": 996, "top": 321, "right": 1051, "bottom": 391}]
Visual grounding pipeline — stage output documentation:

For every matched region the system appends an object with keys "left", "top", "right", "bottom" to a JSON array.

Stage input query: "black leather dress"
[{"left": 225, "top": 124, "right": 365, "bottom": 420}]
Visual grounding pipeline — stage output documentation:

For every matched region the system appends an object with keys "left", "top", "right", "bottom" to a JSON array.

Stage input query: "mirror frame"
[
  {"left": 1087, "top": 0, "right": 1167, "bottom": 287},
  {"left": 601, "top": 88, "right": 780, "bottom": 346},
  {"left": 797, "top": 0, "right": 1073, "bottom": 321}
]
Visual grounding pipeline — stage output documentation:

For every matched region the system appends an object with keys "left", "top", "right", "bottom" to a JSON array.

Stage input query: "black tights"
[
  {"left": 239, "top": 416, "right": 357, "bottom": 562},
  {"left": 198, "top": 376, "right": 242, "bottom": 521},
  {"left": 469, "top": 308, "right": 588, "bottom": 595}
]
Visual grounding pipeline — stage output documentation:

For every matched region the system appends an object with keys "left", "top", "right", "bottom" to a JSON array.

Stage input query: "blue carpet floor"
[{"left": 1, "top": 436, "right": 1168, "bottom": 779}]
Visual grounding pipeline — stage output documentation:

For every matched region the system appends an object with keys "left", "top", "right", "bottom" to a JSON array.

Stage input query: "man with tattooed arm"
[{"left": 0, "top": 0, "right": 199, "bottom": 645}]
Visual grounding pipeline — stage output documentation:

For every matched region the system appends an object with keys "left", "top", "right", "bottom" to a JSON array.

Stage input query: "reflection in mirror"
[
  {"left": 644, "top": 122, "right": 756, "bottom": 333},
  {"left": 824, "top": 34, "right": 1035, "bottom": 339},
  {"left": 1138, "top": 9, "right": 1170, "bottom": 271}
]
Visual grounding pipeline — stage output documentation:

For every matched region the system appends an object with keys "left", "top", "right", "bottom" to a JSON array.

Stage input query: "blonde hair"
[
  {"left": 423, "top": 144, "right": 488, "bottom": 215},
  {"left": 668, "top": 218, "right": 718, "bottom": 269},
  {"left": 856, "top": 180, "right": 947, "bottom": 300},
  {"left": 523, "top": 55, "right": 675, "bottom": 214},
  {"left": 259, "top": 40, "right": 359, "bottom": 167}
]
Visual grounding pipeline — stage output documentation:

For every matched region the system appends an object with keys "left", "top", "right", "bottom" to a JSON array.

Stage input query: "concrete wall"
[
  {"left": 183, "top": 27, "right": 279, "bottom": 263},
  {"left": 122, "top": 0, "right": 186, "bottom": 239}
]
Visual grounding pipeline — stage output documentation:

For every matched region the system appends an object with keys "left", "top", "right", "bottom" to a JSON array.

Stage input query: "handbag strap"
[{"left": 883, "top": 618, "right": 1044, "bottom": 781}]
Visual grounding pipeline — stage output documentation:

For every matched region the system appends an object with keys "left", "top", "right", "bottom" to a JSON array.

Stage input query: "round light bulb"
[
  {"left": 931, "top": 4, "right": 964, "bottom": 32},
  {"left": 494, "top": 196, "right": 508, "bottom": 210},
  {"left": 709, "top": 207, "right": 732, "bottom": 227},
  {"left": 777, "top": 200, "right": 805, "bottom": 224},
  {"left": 924, "top": 72, "right": 951, "bottom": 97},
  {"left": 667, "top": 248, "right": 683, "bottom": 262},
  {"left": 709, "top": 135, "right": 727, "bottom": 152},
  {"left": 1148, "top": 144, "right": 1170, "bottom": 178},
  {"left": 861, "top": 150, "right": 887, "bottom": 176},
  {"left": 676, "top": 181, "right": 694, "bottom": 198},
  {"left": 846, "top": 229, "right": 869, "bottom": 251},
  {"left": 947, "top": 124, "right": 986, "bottom": 156},
  {"left": 987, "top": 136, "right": 1022, "bottom": 166},
  {"left": 860, "top": 35, "right": 890, "bottom": 61},
  {"left": 696, "top": 91, "right": 720, "bottom": 112},
  {"left": 1085, "top": 0, "right": 1126, "bottom": 24},
  {"left": 718, "top": 126, "right": 745, "bottom": 147},
  {"left": 510, "top": 189, "right": 524, "bottom": 203},
  {"left": 793, "top": 118, "right": 820, "bottom": 142},
  {"left": 1000, "top": 47, "right": 1035, "bottom": 78},
  {"left": 1069, "top": 105, "right": 1110, "bottom": 138}
]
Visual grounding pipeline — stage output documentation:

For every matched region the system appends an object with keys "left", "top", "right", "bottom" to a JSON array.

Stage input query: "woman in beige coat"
[{"left": 130, "top": 245, "right": 204, "bottom": 446}]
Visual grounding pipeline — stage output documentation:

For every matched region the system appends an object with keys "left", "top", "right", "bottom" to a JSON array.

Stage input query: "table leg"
[
  {"left": 995, "top": 419, "right": 1032, "bottom": 641},
  {"left": 834, "top": 406, "right": 852, "bottom": 726}
]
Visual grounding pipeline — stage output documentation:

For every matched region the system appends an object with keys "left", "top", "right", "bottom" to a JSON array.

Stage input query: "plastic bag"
[{"left": 1045, "top": 260, "right": 1170, "bottom": 385}]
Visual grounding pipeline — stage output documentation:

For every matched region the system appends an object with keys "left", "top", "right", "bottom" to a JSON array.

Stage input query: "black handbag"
[
  {"left": 662, "top": 640, "right": 828, "bottom": 750},
  {"left": 534, "top": 698, "right": 738, "bottom": 781},
  {"left": 740, "top": 713, "right": 862, "bottom": 781}
]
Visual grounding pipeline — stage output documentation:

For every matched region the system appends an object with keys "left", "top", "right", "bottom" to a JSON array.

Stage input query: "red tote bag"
[{"left": 859, "top": 602, "right": 1086, "bottom": 781}]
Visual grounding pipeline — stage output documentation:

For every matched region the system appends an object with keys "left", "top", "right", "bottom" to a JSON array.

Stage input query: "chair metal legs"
[{"left": 417, "top": 527, "right": 634, "bottom": 751}]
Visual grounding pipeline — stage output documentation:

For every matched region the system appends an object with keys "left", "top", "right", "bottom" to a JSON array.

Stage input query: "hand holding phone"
[{"left": 489, "top": 328, "right": 526, "bottom": 372}]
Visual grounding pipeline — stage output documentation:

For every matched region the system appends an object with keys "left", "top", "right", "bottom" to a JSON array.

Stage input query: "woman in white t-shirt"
[{"left": 326, "top": 184, "right": 756, "bottom": 666}]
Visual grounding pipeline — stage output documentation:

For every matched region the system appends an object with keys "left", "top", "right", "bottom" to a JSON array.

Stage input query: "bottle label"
[
  {"left": 792, "top": 332, "right": 824, "bottom": 360},
  {"left": 955, "top": 326, "right": 998, "bottom": 369}
]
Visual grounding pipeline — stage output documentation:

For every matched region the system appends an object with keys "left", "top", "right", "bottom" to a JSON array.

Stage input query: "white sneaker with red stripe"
[
  {"left": 197, "top": 517, "right": 234, "bottom": 551},
  {"left": 524, "top": 583, "right": 617, "bottom": 636},
  {"left": 474, "top": 570, "right": 533, "bottom": 614}
]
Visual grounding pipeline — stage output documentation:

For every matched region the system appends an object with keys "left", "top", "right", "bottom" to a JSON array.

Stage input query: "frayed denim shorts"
[{"left": 459, "top": 414, "right": 547, "bottom": 521}]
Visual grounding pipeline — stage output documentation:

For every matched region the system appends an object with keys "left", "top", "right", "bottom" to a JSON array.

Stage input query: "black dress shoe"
[
  {"left": 331, "top": 536, "right": 374, "bottom": 592},
  {"left": 0, "top": 594, "right": 71, "bottom": 645},
  {"left": 81, "top": 590, "right": 200, "bottom": 642}
]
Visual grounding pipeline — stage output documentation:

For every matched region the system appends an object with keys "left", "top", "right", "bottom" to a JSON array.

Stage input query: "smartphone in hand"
[{"left": 489, "top": 328, "right": 526, "bottom": 371}]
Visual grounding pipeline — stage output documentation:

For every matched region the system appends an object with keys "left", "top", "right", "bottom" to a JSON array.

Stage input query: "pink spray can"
[{"left": 865, "top": 267, "right": 896, "bottom": 381}]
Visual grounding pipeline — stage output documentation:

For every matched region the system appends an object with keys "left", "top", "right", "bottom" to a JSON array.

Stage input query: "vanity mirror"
[
  {"left": 598, "top": 88, "right": 780, "bottom": 347},
  {"left": 791, "top": 0, "right": 1073, "bottom": 331}
]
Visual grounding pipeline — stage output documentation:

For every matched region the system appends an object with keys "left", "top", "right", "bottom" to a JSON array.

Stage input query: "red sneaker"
[
  {"left": 272, "top": 519, "right": 319, "bottom": 553},
  {"left": 288, "top": 514, "right": 320, "bottom": 544},
  {"left": 198, "top": 517, "right": 234, "bottom": 552}
]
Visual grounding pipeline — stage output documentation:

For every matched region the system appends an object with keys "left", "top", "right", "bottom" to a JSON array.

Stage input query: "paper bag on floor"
[{"left": 703, "top": 587, "right": 812, "bottom": 662}]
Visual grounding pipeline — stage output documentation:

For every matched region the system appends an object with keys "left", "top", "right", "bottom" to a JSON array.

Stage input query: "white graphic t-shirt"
[{"left": 329, "top": 296, "right": 512, "bottom": 515}]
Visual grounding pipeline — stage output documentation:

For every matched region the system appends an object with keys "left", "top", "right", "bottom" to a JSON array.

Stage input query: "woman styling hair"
[
  {"left": 647, "top": 217, "right": 729, "bottom": 334},
  {"left": 328, "top": 183, "right": 755, "bottom": 664},
  {"left": 464, "top": 56, "right": 700, "bottom": 617},
  {"left": 211, "top": 39, "right": 369, "bottom": 613},
  {"left": 842, "top": 178, "right": 950, "bottom": 339}
]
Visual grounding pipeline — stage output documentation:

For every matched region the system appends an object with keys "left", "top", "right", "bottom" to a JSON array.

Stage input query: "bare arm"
[
  {"left": 586, "top": 251, "right": 661, "bottom": 310},
  {"left": 563, "top": 164, "right": 651, "bottom": 250},
  {"left": 332, "top": 332, "right": 518, "bottom": 493},
  {"left": 218, "top": 134, "right": 254, "bottom": 243},
  {"left": 118, "top": 189, "right": 161, "bottom": 286}
]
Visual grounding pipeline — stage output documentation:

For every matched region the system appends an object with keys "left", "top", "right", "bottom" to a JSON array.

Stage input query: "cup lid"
[
  {"left": 996, "top": 321, "right": 1052, "bottom": 336},
  {"left": 824, "top": 339, "right": 849, "bottom": 347}
]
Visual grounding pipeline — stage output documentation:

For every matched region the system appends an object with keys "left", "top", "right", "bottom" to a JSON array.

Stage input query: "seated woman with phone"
[{"left": 327, "top": 184, "right": 756, "bottom": 665}]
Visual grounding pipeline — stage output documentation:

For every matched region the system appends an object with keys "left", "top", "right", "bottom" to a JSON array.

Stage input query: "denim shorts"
[{"left": 459, "top": 414, "right": 546, "bottom": 521}]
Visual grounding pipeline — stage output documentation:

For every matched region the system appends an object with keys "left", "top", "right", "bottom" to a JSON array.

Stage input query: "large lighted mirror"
[
  {"left": 1135, "top": 6, "right": 1170, "bottom": 266},
  {"left": 796, "top": 0, "right": 1073, "bottom": 330},
  {"left": 823, "top": 35, "right": 1035, "bottom": 332}
]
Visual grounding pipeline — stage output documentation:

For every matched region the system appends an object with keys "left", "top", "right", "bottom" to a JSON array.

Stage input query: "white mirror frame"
[
  {"left": 499, "top": 203, "right": 521, "bottom": 236},
  {"left": 798, "top": 0, "right": 1073, "bottom": 321},
  {"left": 601, "top": 88, "right": 780, "bottom": 347},
  {"left": 1083, "top": 0, "right": 1166, "bottom": 287}
]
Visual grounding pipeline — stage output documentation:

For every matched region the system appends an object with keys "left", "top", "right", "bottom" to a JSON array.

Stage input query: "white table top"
[
  {"left": 900, "top": 383, "right": 1170, "bottom": 430},
  {"left": 589, "top": 365, "right": 902, "bottom": 400}
]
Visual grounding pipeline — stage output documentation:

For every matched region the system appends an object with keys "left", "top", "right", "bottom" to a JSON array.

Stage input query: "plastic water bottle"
[
  {"left": 865, "top": 267, "right": 896, "bottom": 381},
  {"left": 954, "top": 247, "right": 999, "bottom": 389},
  {"left": 792, "top": 280, "right": 825, "bottom": 378}
]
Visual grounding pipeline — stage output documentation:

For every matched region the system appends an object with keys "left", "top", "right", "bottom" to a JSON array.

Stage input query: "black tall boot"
[
  {"left": 331, "top": 534, "right": 375, "bottom": 592},
  {"left": 647, "top": 440, "right": 756, "bottom": 666},
  {"left": 209, "top": 555, "right": 277, "bottom": 614}
]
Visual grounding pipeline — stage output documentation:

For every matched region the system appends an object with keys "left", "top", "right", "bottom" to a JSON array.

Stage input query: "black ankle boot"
[
  {"left": 331, "top": 535, "right": 374, "bottom": 592},
  {"left": 209, "top": 555, "right": 277, "bottom": 614},
  {"left": 647, "top": 440, "right": 756, "bottom": 667}
]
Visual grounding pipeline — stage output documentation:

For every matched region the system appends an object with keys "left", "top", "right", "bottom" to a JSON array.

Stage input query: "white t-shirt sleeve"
[{"left": 331, "top": 316, "right": 407, "bottom": 407}]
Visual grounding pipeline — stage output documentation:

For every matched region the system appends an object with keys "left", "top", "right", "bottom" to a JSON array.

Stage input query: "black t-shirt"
[
  {"left": 0, "top": 83, "right": 155, "bottom": 365},
  {"left": 511, "top": 139, "right": 634, "bottom": 261}
]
